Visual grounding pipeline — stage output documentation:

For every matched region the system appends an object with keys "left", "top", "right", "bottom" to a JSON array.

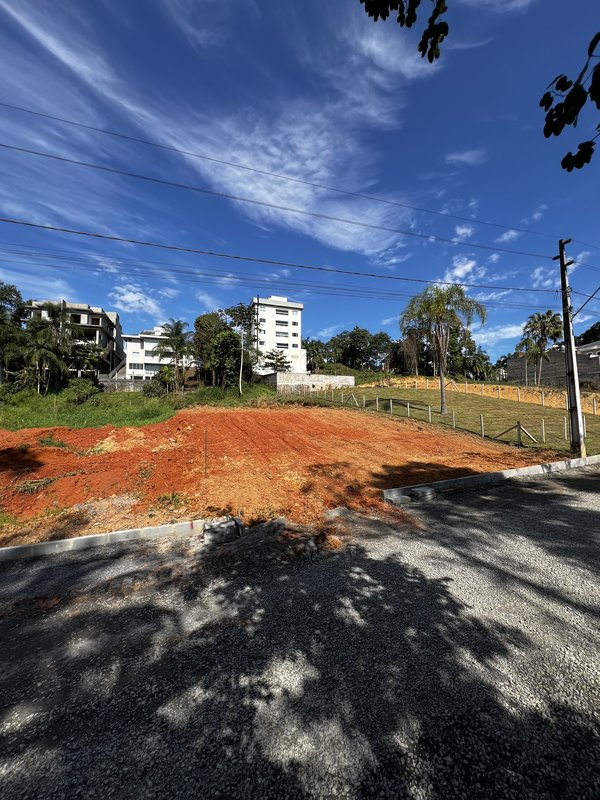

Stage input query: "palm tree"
[
  {"left": 517, "top": 311, "right": 562, "bottom": 386},
  {"left": 15, "top": 327, "right": 68, "bottom": 394},
  {"left": 401, "top": 285, "right": 487, "bottom": 414},
  {"left": 153, "top": 319, "right": 193, "bottom": 393}
]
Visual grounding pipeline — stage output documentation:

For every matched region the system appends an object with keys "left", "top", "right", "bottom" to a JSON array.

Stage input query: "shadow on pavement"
[{"left": 1, "top": 520, "right": 598, "bottom": 798}]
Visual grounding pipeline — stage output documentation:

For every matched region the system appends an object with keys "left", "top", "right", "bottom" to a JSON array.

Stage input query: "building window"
[
  {"left": 71, "top": 314, "right": 81, "bottom": 324},
  {"left": 276, "top": 343, "right": 288, "bottom": 349},
  {"left": 276, "top": 331, "right": 289, "bottom": 337},
  {"left": 259, "top": 340, "right": 265, "bottom": 346},
  {"left": 292, "top": 333, "right": 298, "bottom": 337},
  {"left": 90, "top": 316, "right": 101, "bottom": 325},
  {"left": 276, "top": 309, "right": 289, "bottom": 315},
  {"left": 291, "top": 310, "right": 298, "bottom": 315},
  {"left": 275, "top": 320, "right": 288, "bottom": 326},
  {"left": 292, "top": 321, "right": 298, "bottom": 326},
  {"left": 259, "top": 317, "right": 266, "bottom": 323},
  {"left": 292, "top": 344, "right": 298, "bottom": 348},
  {"left": 129, "top": 363, "right": 144, "bottom": 370}
]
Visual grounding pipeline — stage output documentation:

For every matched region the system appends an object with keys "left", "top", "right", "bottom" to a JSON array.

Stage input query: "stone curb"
[
  {"left": 383, "top": 453, "right": 600, "bottom": 505},
  {"left": 0, "top": 518, "right": 206, "bottom": 563}
]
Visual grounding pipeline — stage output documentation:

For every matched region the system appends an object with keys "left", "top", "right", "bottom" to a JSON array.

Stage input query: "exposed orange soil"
[{"left": 0, "top": 407, "right": 548, "bottom": 546}]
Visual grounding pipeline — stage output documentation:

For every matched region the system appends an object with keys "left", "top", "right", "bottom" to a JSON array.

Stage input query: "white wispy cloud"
[
  {"left": 443, "top": 255, "right": 486, "bottom": 284},
  {"left": 381, "top": 316, "right": 399, "bottom": 326},
  {"left": 196, "top": 290, "right": 221, "bottom": 312},
  {"left": 521, "top": 203, "right": 547, "bottom": 224},
  {"left": 110, "top": 283, "right": 163, "bottom": 317},
  {"left": 472, "top": 289, "right": 512, "bottom": 302},
  {"left": 0, "top": 266, "right": 79, "bottom": 302},
  {"left": 488, "top": 253, "right": 501, "bottom": 263},
  {"left": 531, "top": 266, "right": 558, "bottom": 290},
  {"left": 454, "top": 224, "right": 474, "bottom": 240},
  {"left": 156, "top": 0, "right": 258, "bottom": 49},
  {"left": 457, "top": 0, "right": 535, "bottom": 12},
  {"left": 495, "top": 229, "right": 522, "bottom": 243},
  {"left": 318, "top": 323, "right": 344, "bottom": 339},
  {"left": 159, "top": 287, "right": 181, "bottom": 299},
  {"left": 472, "top": 322, "right": 525, "bottom": 346},
  {"left": 445, "top": 148, "right": 487, "bottom": 167}
]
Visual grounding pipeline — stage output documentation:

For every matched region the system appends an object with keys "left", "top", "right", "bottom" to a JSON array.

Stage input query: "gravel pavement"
[{"left": 0, "top": 467, "right": 599, "bottom": 799}]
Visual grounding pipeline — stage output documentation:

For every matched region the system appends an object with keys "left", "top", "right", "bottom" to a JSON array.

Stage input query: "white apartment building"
[
  {"left": 122, "top": 326, "right": 194, "bottom": 381},
  {"left": 251, "top": 295, "right": 307, "bottom": 374},
  {"left": 23, "top": 300, "right": 124, "bottom": 376}
]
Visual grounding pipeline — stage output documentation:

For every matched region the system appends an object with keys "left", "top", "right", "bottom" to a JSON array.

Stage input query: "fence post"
[
  {"left": 465, "top": 380, "right": 468, "bottom": 394},
  {"left": 497, "top": 385, "right": 500, "bottom": 399},
  {"left": 517, "top": 421, "right": 523, "bottom": 447},
  {"left": 426, "top": 378, "right": 429, "bottom": 389},
  {"left": 517, "top": 386, "right": 520, "bottom": 403},
  {"left": 428, "top": 405, "right": 432, "bottom": 423},
  {"left": 452, "top": 410, "right": 456, "bottom": 429},
  {"left": 363, "top": 395, "right": 366, "bottom": 408},
  {"left": 563, "top": 417, "right": 568, "bottom": 440},
  {"left": 390, "top": 399, "right": 393, "bottom": 414},
  {"left": 583, "top": 415, "right": 587, "bottom": 438},
  {"left": 341, "top": 390, "right": 344, "bottom": 404},
  {"left": 376, "top": 396, "right": 379, "bottom": 412},
  {"left": 480, "top": 414, "right": 484, "bottom": 438},
  {"left": 594, "top": 398, "right": 597, "bottom": 416},
  {"left": 407, "top": 401, "right": 410, "bottom": 418},
  {"left": 541, "top": 419, "right": 545, "bottom": 443},
  {"left": 541, "top": 391, "right": 545, "bottom": 407},
  {"left": 565, "top": 392, "right": 568, "bottom": 410}
]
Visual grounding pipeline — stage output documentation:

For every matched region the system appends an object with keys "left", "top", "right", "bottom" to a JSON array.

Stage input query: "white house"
[
  {"left": 251, "top": 295, "right": 307, "bottom": 374},
  {"left": 122, "top": 326, "right": 193, "bottom": 381}
]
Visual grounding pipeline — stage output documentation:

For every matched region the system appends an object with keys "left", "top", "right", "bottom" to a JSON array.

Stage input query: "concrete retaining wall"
[{"left": 264, "top": 372, "right": 355, "bottom": 390}]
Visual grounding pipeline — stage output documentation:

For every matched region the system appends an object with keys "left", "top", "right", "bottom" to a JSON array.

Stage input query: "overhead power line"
[
  {"left": 0, "top": 142, "right": 554, "bottom": 260},
  {"left": 0, "top": 216, "right": 565, "bottom": 294},
  {"left": 1, "top": 249, "right": 560, "bottom": 312},
  {"left": 0, "top": 99, "right": 577, "bottom": 244}
]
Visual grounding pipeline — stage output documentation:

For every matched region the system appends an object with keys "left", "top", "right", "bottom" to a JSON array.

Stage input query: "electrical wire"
[
  {"left": 0, "top": 142, "right": 555, "bottom": 260},
  {"left": 0, "top": 99, "right": 579, "bottom": 245},
  {"left": 0, "top": 216, "right": 566, "bottom": 294}
]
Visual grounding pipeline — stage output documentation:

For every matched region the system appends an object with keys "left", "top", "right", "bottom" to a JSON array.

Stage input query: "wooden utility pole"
[{"left": 554, "top": 239, "right": 586, "bottom": 457}]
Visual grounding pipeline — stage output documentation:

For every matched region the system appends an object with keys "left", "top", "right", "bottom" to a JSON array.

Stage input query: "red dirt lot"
[{"left": 0, "top": 407, "right": 547, "bottom": 546}]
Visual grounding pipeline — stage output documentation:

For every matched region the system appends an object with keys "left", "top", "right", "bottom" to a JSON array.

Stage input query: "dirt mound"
[{"left": 0, "top": 407, "right": 545, "bottom": 546}]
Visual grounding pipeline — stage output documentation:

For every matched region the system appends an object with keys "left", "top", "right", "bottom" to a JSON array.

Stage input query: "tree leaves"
[{"left": 561, "top": 141, "right": 595, "bottom": 172}]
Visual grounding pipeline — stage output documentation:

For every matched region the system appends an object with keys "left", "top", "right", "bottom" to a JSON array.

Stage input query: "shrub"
[
  {"left": 142, "top": 377, "right": 167, "bottom": 397},
  {"left": 61, "top": 378, "right": 101, "bottom": 405}
]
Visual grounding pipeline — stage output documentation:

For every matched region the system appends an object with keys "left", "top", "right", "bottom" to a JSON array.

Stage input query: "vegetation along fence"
[{"left": 278, "top": 384, "right": 600, "bottom": 456}]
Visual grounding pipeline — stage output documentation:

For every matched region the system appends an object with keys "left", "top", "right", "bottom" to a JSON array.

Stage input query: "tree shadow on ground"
[
  {"left": 370, "top": 461, "right": 480, "bottom": 490},
  {"left": 0, "top": 446, "right": 43, "bottom": 475},
  {"left": 397, "top": 465, "right": 600, "bottom": 582},
  {"left": 1, "top": 529, "right": 598, "bottom": 799}
]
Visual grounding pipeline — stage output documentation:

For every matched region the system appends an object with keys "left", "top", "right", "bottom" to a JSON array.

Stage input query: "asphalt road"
[{"left": 0, "top": 467, "right": 599, "bottom": 799}]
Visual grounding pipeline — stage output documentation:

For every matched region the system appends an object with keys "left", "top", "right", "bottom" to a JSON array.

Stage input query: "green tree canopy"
[
  {"left": 152, "top": 319, "right": 193, "bottom": 394},
  {"left": 400, "top": 285, "right": 487, "bottom": 413},
  {"left": 262, "top": 349, "right": 293, "bottom": 373},
  {"left": 516, "top": 311, "right": 562, "bottom": 386}
]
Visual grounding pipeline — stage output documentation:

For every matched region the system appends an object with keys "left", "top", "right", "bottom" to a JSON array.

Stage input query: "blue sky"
[{"left": 0, "top": 0, "right": 599, "bottom": 360}]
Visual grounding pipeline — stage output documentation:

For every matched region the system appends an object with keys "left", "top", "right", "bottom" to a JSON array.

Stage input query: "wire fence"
[{"left": 278, "top": 385, "right": 600, "bottom": 455}]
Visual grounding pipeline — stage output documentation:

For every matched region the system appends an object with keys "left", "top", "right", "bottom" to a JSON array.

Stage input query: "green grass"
[
  {"left": 0, "top": 384, "right": 278, "bottom": 431},
  {"left": 309, "top": 385, "right": 600, "bottom": 456}
]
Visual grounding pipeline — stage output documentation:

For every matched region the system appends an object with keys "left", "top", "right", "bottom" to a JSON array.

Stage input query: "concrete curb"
[
  {"left": 0, "top": 518, "right": 206, "bottom": 563},
  {"left": 383, "top": 453, "right": 600, "bottom": 505}
]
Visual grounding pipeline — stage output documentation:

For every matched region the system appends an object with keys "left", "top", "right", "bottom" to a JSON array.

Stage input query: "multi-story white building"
[
  {"left": 251, "top": 295, "right": 307, "bottom": 374},
  {"left": 122, "top": 326, "right": 194, "bottom": 381},
  {"left": 23, "top": 300, "right": 124, "bottom": 376}
]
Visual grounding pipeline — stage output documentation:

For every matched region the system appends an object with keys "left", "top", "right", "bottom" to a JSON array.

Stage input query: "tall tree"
[
  {"left": 302, "top": 337, "right": 330, "bottom": 372},
  {"left": 221, "top": 303, "right": 255, "bottom": 395},
  {"left": 194, "top": 312, "right": 228, "bottom": 386},
  {"left": 516, "top": 311, "right": 562, "bottom": 386},
  {"left": 401, "top": 285, "right": 487, "bottom": 414},
  {"left": 359, "top": 3, "right": 599, "bottom": 170},
  {"left": 153, "top": 319, "right": 193, "bottom": 393},
  {"left": 0, "top": 282, "right": 24, "bottom": 385}
]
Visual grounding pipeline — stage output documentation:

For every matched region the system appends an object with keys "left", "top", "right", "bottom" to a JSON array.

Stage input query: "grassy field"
[
  {"left": 0, "top": 384, "right": 277, "bottom": 431},
  {"left": 312, "top": 386, "right": 600, "bottom": 456}
]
